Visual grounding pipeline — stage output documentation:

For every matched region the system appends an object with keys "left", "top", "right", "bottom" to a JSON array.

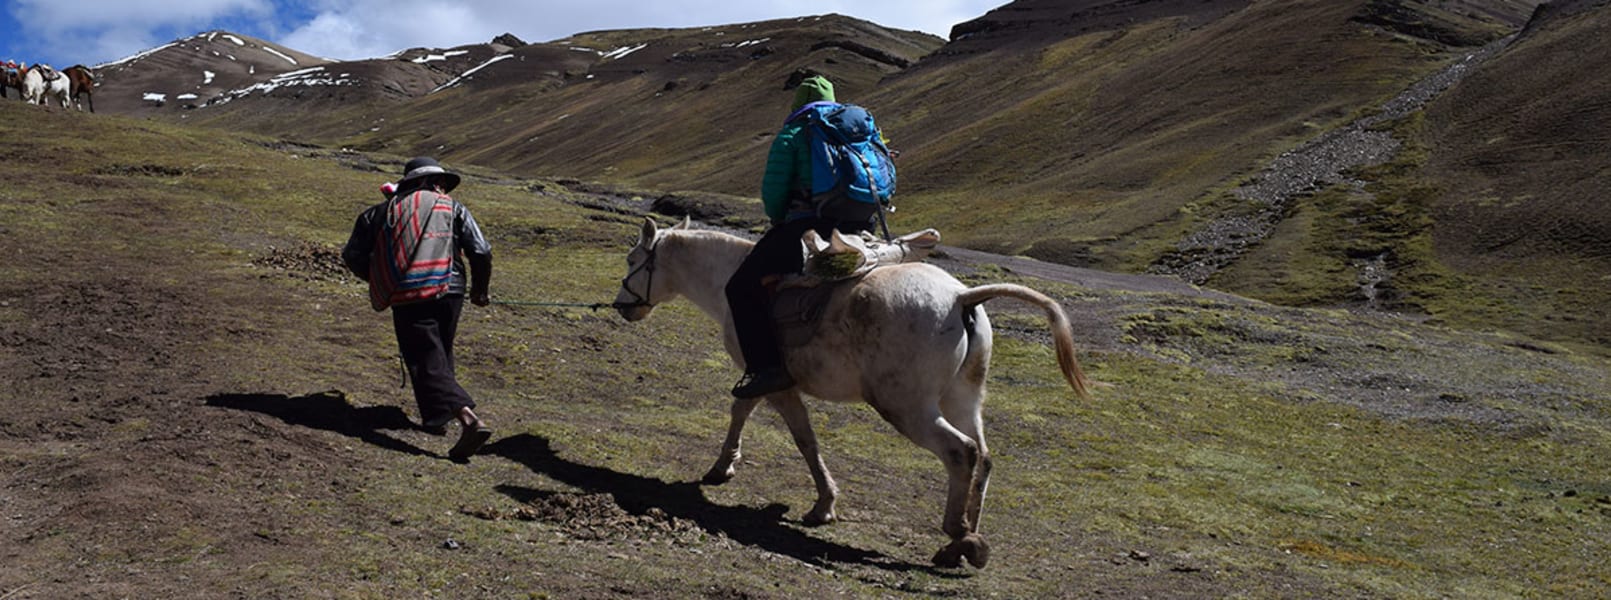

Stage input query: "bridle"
[{"left": 616, "top": 237, "right": 661, "bottom": 309}]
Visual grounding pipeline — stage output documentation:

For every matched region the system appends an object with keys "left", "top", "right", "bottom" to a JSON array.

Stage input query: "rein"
[
  {"left": 490, "top": 300, "right": 625, "bottom": 311},
  {"left": 486, "top": 237, "right": 660, "bottom": 312}
]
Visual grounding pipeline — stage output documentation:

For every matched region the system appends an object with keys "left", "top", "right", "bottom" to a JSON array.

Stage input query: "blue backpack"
[{"left": 799, "top": 103, "right": 897, "bottom": 223}]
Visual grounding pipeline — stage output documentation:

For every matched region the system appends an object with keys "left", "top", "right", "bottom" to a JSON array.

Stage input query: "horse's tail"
[{"left": 958, "top": 283, "right": 1091, "bottom": 399}]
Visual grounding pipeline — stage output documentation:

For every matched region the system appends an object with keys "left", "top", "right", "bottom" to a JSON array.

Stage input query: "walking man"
[{"left": 343, "top": 157, "right": 494, "bottom": 461}]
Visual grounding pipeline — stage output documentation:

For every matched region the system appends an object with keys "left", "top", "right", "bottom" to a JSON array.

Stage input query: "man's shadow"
[
  {"left": 206, "top": 391, "right": 436, "bottom": 458},
  {"left": 486, "top": 434, "right": 943, "bottom": 574},
  {"left": 204, "top": 394, "right": 945, "bottom": 573}
]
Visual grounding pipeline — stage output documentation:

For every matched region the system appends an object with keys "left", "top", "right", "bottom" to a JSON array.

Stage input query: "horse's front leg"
[
  {"left": 702, "top": 395, "right": 763, "bottom": 484},
  {"left": 767, "top": 391, "right": 838, "bottom": 526}
]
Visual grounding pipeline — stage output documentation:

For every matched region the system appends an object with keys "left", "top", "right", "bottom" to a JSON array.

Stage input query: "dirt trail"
[{"left": 1149, "top": 37, "right": 1516, "bottom": 287}]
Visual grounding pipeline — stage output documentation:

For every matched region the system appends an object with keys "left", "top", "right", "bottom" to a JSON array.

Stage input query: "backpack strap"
[{"left": 784, "top": 101, "right": 839, "bottom": 125}]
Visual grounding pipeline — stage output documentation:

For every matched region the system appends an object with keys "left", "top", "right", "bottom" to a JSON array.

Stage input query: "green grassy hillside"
[
  {"left": 1412, "top": 0, "right": 1611, "bottom": 349},
  {"left": 874, "top": 0, "right": 1523, "bottom": 266},
  {"left": 4, "top": 88, "right": 1610, "bottom": 598}
]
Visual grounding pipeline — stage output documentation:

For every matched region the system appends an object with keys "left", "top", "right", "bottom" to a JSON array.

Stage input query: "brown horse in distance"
[
  {"left": 1, "top": 63, "right": 22, "bottom": 100},
  {"left": 64, "top": 65, "right": 95, "bottom": 112}
]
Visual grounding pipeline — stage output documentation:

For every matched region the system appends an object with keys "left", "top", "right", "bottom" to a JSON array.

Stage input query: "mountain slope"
[
  {"left": 92, "top": 31, "right": 330, "bottom": 115},
  {"left": 865, "top": 0, "right": 1536, "bottom": 266},
  {"left": 1413, "top": 0, "right": 1611, "bottom": 345},
  {"left": 296, "top": 15, "right": 940, "bottom": 191}
]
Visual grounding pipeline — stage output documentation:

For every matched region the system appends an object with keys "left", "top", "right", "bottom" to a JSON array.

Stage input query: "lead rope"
[
  {"left": 394, "top": 299, "right": 621, "bottom": 389},
  {"left": 490, "top": 300, "right": 621, "bottom": 310}
]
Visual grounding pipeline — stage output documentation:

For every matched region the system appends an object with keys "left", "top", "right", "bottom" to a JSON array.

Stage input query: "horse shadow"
[
  {"left": 205, "top": 391, "right": 437, "bottom": 458},
  {"left": 485, "top": 434, "right": 954, "bottom": 575}
]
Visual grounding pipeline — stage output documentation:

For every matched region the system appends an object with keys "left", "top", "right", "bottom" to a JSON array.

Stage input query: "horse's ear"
[
  {"left": 638, "top": 216, "right": 658, "bottom": 247},
  {"left": 675, "top": 215, "right": 692, "bottom": 230}
]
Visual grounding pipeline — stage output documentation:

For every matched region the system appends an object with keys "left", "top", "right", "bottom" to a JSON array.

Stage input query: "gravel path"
[{"left": 1149, "top": 37, "right": 1516, "bottom": 286}]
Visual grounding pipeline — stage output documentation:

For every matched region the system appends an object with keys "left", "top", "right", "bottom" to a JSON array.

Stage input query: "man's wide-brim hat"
[{"left": 399, "top": 156, "right": 460, "bottom": 193}]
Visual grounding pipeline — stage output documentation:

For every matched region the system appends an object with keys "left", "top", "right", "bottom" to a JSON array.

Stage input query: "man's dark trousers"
[{"left": 392, "top": 296, "right": 474, "bottom": 429}]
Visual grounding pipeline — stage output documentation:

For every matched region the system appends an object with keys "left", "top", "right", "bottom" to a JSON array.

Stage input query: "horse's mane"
[{"left": 667, "top": 227, "right": 755, "bottom": 251}]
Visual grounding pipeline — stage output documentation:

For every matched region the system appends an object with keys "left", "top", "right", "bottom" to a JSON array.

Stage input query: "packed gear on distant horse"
[
  {"left": 724, "top": 74, "right": 899, "bottom": 399},
  {"left": 342, "top": 157, "right": 496, "bottom": 462}
]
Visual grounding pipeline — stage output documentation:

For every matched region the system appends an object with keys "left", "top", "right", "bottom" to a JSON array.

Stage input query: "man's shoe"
[
  {"left": 448, "top": 421, "right": 493, "bottom": 462},
  {"left": 732, "top": 367, "right": 796, "bottom": 399}
]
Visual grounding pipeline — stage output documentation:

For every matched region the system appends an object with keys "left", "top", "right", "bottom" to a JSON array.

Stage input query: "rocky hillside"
[{"left": 92, "top": 31, "right": 330, "bottom": 115}]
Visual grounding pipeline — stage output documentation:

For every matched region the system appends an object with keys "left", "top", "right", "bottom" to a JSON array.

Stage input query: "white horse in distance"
[
  {"left": 43, "top": 66, "right": 71, "bottom": 109},
  {"left": 22, "top": 65, "right": 69, "bottom": 108},
  {"left": 614, "top": 217, "right": 1091, "bottom": 568},
  {"left": 20, "top": 65, "right": 44, "bottom": 104}
]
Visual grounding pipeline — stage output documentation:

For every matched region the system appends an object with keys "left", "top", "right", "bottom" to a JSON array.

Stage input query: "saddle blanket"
[{"left": 771, "top": 228, "right": 942, "bottom": 346}]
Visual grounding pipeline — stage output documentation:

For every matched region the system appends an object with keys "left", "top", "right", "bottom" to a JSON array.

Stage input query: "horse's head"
[{"left": 615, "top": 216, "right": 689, "bottom": 322}]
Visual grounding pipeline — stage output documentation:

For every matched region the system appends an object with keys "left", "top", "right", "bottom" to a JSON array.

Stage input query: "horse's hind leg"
[
  {"left": 703, "top": 395, "right": 764, "bottom": 484},
  {"left": 881, "top": 398, "right": 989, "bottom": 568},
  {"left": 933, "top": 377, "right": 992, "bottom": 569},
  {"left": 941, "top": 382, "right": 990, "bottom": 532},
  {"left": 767, "top": 392, "right": 838, "bottom": 525},
  {"left": 943, "top": 309, "right": 994, "bottom": 535}
]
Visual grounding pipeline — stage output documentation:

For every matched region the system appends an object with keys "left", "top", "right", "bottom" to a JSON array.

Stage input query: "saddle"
[{"left": 769, "top": 228, "right": 941, "bottom": 347}]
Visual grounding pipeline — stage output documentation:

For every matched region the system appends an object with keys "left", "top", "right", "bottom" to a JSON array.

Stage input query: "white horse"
[
  {"left": 614, "top": 217, "right": 1090, "bottom": 568},
  {"left": 20, "top": 65, "right": 69, "bottom": 108},
  {"left": 20, "top": 65, "right": 44, "bottom": 104},
  {"left": 41, "top": 66, "right": 70, "bottom": 108}
]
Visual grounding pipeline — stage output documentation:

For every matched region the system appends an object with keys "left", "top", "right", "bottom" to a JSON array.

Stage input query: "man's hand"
[{"left": 471, "top": 291, "right": 490, "bottom": 307}]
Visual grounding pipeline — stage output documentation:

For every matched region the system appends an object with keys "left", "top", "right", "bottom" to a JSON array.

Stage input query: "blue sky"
[{"left": 1, "top": 0, "right": 1005, "bottom": 69}]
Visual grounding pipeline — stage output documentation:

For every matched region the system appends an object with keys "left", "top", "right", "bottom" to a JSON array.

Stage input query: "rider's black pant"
[{"left": 725, "top": 217, "right": 871, "bottom": 374}]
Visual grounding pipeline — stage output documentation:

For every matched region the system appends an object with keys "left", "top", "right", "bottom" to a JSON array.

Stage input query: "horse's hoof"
[
  {"left": 802, "top": 509, "right": 836, "bottom": 527},
  {"left": 931, "top": 534, "right": 990, "bottom": 569},
  {"left": 931, "top": 544, "right": 964, "bottom": 568},
  {"left": 960, "top": 533, "right": 990, "bottom": 568},
  {"left": 700, "top": 467, "right": 734, "bottom": 485}
]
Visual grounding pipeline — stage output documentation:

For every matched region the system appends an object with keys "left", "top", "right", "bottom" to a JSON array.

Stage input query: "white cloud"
[
  {"left": 17, "top": 0, "right": 269, "bottom": 31},
  {"left": 277, "top": 12, "right": 367, "bottom": 61},
  {"left": 15, "top": 0, "right": 1004, "bottom": 66},
  {"left": 279, "top": 0, "right": 1003, "bottom": 60},
  {"left": 281, "top": 0, "right": 487, "bottom": 60},
  {"left": 12, "top": 0, "right": 271, "bottom": 67}
]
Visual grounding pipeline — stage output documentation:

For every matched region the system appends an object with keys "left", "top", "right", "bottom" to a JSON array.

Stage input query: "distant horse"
[
  {"left": 613, "top": 217, "right": 1091, "bottom": 568},
  {"left": 20, "top": 65, "right": 45, "bottom": 104},
  {"left": 1, "top": 63, "right": 21, "bottom": 99},
  {"left": 64, "top": 65, "right": 95, "bottom": 112},
  {"left": 40, "top": 65, "right": 70, "bottom": 108}
]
